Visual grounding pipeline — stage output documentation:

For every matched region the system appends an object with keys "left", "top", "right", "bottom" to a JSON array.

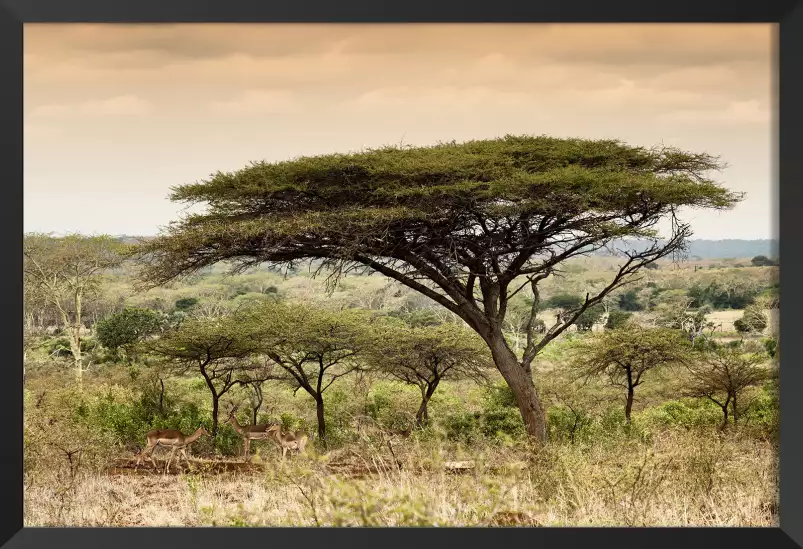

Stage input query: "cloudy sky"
[{"left": 24, "top": 24, "right": 777, "bottom": 239}]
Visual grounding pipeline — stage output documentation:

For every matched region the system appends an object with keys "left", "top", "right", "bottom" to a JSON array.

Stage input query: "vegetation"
[
  {"left": 133, "top": 135, "right": 741, "bottom": 442},
  {"left": 574, "top": 325, "right": 691, "bottom": 421},
  {"left": 23, "top": 136, "right": 779, "bottom": 527},
  {"left": 366, "top": 321, "right": 492, "bottom": 426},
  {"left": 23, "top": 233, "right": 125, "bottom": 383}
]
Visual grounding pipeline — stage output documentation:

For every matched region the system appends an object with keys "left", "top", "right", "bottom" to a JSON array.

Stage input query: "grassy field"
[{"left": 23, "top": 257, "right": 780, "bottom": 527}]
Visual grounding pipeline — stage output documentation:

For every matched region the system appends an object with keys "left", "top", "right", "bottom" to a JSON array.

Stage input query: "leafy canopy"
[
  {"left": 134, "top": 135, "right": 740, "bottom": 358},
  {"left": 95, "top": 307, "right": 163, "bottom": 351},
  {"left": 366, "top": 320, "right": 492, "bottom": 388}
]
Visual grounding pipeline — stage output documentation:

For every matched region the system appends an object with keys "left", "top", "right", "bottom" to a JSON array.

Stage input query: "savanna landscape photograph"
[{"left": 23, "top": 23, "right": 779, "bottom": 527}]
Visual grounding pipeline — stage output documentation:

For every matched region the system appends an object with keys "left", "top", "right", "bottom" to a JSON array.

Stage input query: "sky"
[{"left": 23, "top": 23, "right": 777, "bottom": 240}]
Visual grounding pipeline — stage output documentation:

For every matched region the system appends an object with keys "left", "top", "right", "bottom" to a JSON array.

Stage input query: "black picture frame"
[{"left": 2, "top": 1, "right": 800, "bottom": 548}]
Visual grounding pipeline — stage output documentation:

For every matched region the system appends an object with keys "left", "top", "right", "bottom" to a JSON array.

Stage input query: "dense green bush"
[
  {"left": 547, "top": 406, "right": 594, "bottom": 443},
  {"left": 639, "top": 399, "right": 721, "bottom": 430},
  {"left": 442, "top": 411, "right": 480, "bottom": 443},
  {"left": 605, "top": 310, "right": 632, "bottom": 330}
]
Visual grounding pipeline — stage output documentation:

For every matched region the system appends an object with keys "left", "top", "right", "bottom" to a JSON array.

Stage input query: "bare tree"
[{"left": 23, "top": 233, "right": 124, "bottom": 384}]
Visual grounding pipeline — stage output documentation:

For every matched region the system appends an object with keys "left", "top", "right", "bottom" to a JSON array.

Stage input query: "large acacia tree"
[{"left": 134, "top": 135, "right": 740, "bottom": 441}]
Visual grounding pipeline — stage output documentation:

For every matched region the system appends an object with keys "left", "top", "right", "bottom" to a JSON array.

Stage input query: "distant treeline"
[
  {"left": 115, "top": 235, "right": 779, "bottom": 262},
  {"left": 592, "top": 239, "right": 778, "bottom": 261}
]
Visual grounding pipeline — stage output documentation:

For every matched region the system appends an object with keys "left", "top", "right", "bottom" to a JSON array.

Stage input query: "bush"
[
  {"left": 94, "top": 307, "right": 162, "bottom": 351},
  {"left": 763, "top": 337, "right": 778, "bottom": 358},
  {"left": 751, "top": 255, "right": 777, "bottom": 267},
  {"left": 174, "top": 297, "right": 199, "bottom": 311},
  {"left": 734, "top": 306, "right": 768, "bottom": 334},
  {"left": 366, "top": 382, "right": 417, "bottom": 432},
  {"left": 639, "top": 399, "right": 721, "bottom": 430},
  {"left": 442, "top": 411, "right": 480, "bottom": 443},
  {"left": 618, "top": 290, "right": 645, "bottom": 311},
  {"left": 605, "top": 310, "right": 632, "bottom": 330},
  {"left": 547, "top": 406, "right": 594, "bottom": 443},
  {"left": 479, "top": 383, "right": 525, "bottom": 440}
]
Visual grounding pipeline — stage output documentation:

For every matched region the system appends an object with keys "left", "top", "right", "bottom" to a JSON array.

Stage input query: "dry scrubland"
[{"left": 23, "top": 256, "right": 779, "bottom": 527}]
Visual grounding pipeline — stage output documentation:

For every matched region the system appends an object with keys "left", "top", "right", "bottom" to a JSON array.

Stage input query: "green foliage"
[
  {"left": 47, "top": 337, "right": 97, "bottom": 358},
  {"left": 763, "top": 337, "right": 778, "bottom": 358},
  {"left": 605, "top": 309, "right": 632, "bottom": 330},
  {"left": 366, "top": 382, "right": 417, "bottom": 432},
  {"left": 639, "top": 399, "right": 722, "bottom": 430},
  {"left": 442, "top": 412, "right": 481, "bottom": 443},
  {"left": 576, "top": 303, "right": 605, "bottom": 331},
  {"left": 688, "top": 280, "right": 758, "bottom": 310},
  {"left": 734, "top": 306, "right": 768, "bottom": 334},
  {"left": 95, "top": 307, "right": 163, "bottom": 351},
  {"left": 479, "top": 383, "right": 525, "bottom": 440},
  {"left": 617, "top": 290, "right": 645, "bottom": 311},
  {"left": 547, "top": 406, "right": 595, "bottom": 443},
  {"left": 174, "top": 297, "right": 199, "bottom": 311},
  {"left": 545, "top": 293, "right": 583, "bottom": 311},
  {"left": 751, "top": 255, "right": 778, "bottom": 267}
]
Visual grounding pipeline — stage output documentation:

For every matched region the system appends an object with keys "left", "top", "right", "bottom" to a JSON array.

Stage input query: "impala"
[{"left": 135, "top": 425, "right": 210, "bottom": 473}]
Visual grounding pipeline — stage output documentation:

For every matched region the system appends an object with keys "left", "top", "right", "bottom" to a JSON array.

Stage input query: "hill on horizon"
[{"left": 111, "top": 235, "right": 778, "bottom": 262}]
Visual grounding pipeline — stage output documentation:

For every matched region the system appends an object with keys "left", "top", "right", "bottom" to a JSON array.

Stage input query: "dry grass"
[{"left": 24, "top": 428, "right": 778, "bottom": 527}]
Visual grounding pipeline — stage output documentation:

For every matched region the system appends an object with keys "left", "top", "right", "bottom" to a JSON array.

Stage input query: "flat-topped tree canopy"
[{"left": 135, "top": 134, "right": 740, "bottom": 441}]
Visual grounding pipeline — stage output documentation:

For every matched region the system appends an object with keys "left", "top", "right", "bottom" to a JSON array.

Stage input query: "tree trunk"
[
  {"left": 415, "top": 382, "right": 438, "bottom": 427},
  {"left": 251, "top": 383, "right": 263, "bottom": 425},
  {"left": 487, "top": 333, "right": 547, "bottom": 442},
  {"left": 625, "top": 387, "right": 635, "bottom": 423},
  {"left": 625, "top": 368, "right": 635, "bottom": 423},
  {"left": 211, "top": 394, "right": 220, "bottom": 436},
  {"left": 73, "top": 291, "right": 84, "bottom": 384},
  {"left": 158, "top": 378, "right": 166, "bottom": 418},
  {"left": 315, "top": 395, "right": 326, "bottom": 443}
]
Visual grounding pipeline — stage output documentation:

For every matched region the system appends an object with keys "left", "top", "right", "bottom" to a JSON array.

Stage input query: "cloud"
[
  {"left": 28, "top": 94, "right": 153, "bottom": 117},
  {"left": 344, "top": 86, "right": 542, "bottom": 114},
  {"left": 208, "top": 89, "right": 301, "bottom": 115},
  {"left": 659, "top": 99, "right": 771, "bottom": 125}
]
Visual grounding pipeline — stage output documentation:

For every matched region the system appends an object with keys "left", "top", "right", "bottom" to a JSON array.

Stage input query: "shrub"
[
  {"left": 442, "top": 411, "right": 480, "bottom": 443},
  {"left": 618, "top": 290, "right": 645, "bottom": 311},
  {"left": 605, "top": 310, "right": 632, "bottom": 330},
  {"left": 639, "top": 399, "right": 721, "bottom": 430},
  {"left": 47, "top": 337, "right": 97, "bottom": 358},
  {"left": 547, "top": 406, "right": 594, "bottom": 443},
  {"left": 174, "top": 297, "right": 199, "bottom": 311},
  {"left": 734, "top": 306, "right": 768, "bottom": 334}
]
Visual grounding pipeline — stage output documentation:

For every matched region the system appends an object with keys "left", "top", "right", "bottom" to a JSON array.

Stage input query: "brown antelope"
[
  {"left": 224, "top": 405, "right": 279, "bottom": 462},
  {"left": 135, "top": 425, "right": 210, "bottom": 473},
  {"left": 266, "top": 424, "right": 309, "bottom": 458}
]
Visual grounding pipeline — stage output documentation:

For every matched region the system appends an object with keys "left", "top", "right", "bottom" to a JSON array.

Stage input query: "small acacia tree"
[
  {"left": 683, "top": 346, "right": 770, "bottom": 429},
  {"left": 23, "top": 233, "right": 125, "bottom": 383},
  {"left": 574, "top": 323, "right": 691, "bottom": 422},
  {"left": 134, "top": 135, "right": 740, "bottom": 442},
  {"left": 143, "top": 315, "right": 264, "bottom": 435},
  {"left": 368, "top": 320, "right": 492, "bottom": 426},
  {"left": 238, "top": 301, "right": 368, "bottom": 443}
]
